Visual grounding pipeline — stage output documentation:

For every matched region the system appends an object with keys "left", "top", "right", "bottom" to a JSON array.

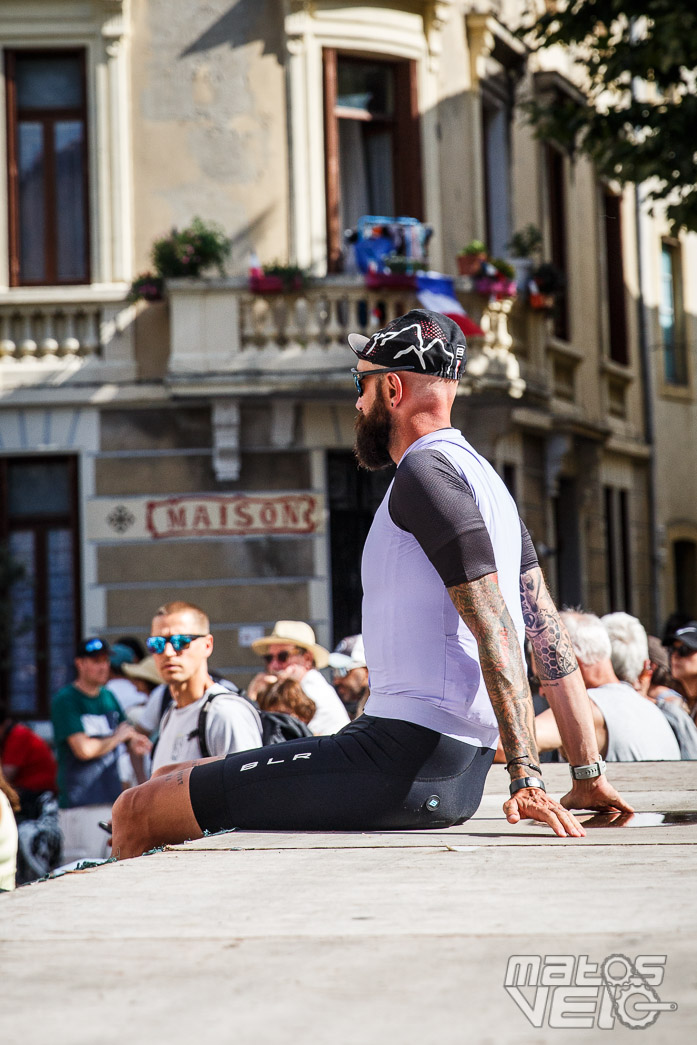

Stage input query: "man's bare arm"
[
  {"left": 449, "top": 574, "right": 538, "bottom": 768},
  {"left": 448, "top": 572, "right": 584, "bottom": 837},
  {"left": 519, "top": 566, "right": 631, "bottom": 812}
]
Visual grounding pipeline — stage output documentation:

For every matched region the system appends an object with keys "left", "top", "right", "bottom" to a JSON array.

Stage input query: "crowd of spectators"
[{"left": 1, "top": 598, "right": 696, "bottom": 889}]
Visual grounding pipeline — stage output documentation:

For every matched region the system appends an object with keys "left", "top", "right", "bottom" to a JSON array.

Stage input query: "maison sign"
[{"left": 87, "top": 494, "right": 324, "bottom": 540}]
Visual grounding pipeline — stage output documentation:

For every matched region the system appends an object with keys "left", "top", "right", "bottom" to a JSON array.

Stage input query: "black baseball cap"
[
  {"left": 76, "top": 637, "right": 111, "bottom": 658},
  {"left": 674, "top": 623, "right": 697, "bottom": 652},
  {"left": 348, "top": 309, "right": 467, "bottom": 380}
]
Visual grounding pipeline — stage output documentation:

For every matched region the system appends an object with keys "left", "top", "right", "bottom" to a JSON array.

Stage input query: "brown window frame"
[
  {"left": 660, "top": 239, "right": 688, "bottom": 386},
  {"left": 323, "top": 50, "right": 423, "bottom": 272},
  {"left": 5, "top": 48, "right": 91, "bottom": 287},
  {"left": 546, "top": 144, "right": 569, "bottom": 341},
  {"left": 603, "top": 191, "right": 629, "bottom": 365},
  {"left": 604, "top": 484, "right": 632, "bottom": 613},
  {"left": 0, "top": 456, "right": 82, "bottom": 719}
]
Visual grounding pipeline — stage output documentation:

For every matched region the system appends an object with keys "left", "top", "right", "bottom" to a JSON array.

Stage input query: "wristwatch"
[
  {"left": 570, "top": 759, "right": 607, "bottom": 780},
  {"left": 509, "top": 776, "right": 546, "bottom": 797}
]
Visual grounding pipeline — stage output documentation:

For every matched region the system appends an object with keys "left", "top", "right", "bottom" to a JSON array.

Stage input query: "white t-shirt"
[
  {"left": 301, "top": 669, "right": 350, "bottom": 735},
  {"left": 588, "top": 683, "right": 681, "bottom": 761},
  {"left": 131, "top": 683, "right": 169, "bottom": 735},
  {"left": 151, "top": 686, "right": 262, "bottom": 774},
  {"left": 107, "top": 677, "right": 146, "bottom": 712}
]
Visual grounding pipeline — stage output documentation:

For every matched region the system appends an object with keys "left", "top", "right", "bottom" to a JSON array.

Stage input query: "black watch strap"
[{"left": 509, "top": 776, "right": 546, "bottom": 797}]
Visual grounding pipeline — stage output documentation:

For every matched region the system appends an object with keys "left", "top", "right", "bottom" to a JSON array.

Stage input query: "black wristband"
[
  {"left": 506, "top": 757, "right": 542, "bottom": 776},
  {"left": 509, "top": 776, "right": 546, "bottom": 797}
]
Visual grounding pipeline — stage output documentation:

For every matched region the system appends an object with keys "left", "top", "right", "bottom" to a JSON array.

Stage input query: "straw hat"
[
  {"left": 123, "top": 655, "right": 164, "bottom": 687},
  {"left": 251, "top": 621, "right": 330, "bottom": 670}
]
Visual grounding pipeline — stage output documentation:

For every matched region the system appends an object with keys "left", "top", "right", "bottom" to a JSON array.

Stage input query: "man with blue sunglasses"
[
  {"left": 113, "top": 310, "right": 630, "bottom": 858},
  {"left": 146, "top": 601, "right": 262, "bottom": 776}
]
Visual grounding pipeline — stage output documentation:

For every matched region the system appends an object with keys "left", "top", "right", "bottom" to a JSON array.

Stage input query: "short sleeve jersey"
[
  {"left": 151, "top": 686, "right": 263, "bottom": 774},
  {"left": 51, "top": 685, "right": 125, "bottom": 809},
  {"left": 389, "top": 448, "right": 538, "bottom": 584}
]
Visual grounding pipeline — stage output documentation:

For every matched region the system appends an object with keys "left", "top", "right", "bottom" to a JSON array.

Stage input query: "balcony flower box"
[
  {"left": 364, "top": 271, "right": 417, "bottom": 290},
  {"left": 248, "top": 274, "right": 305, "bottom": 294},
  {"left": 473, "top": 276, "right": 517, "bottom": 298}
]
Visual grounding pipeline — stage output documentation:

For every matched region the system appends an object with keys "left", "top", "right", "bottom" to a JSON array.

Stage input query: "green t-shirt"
[{"left": 51, "top": 685, "right": 125, "bottom": 808}]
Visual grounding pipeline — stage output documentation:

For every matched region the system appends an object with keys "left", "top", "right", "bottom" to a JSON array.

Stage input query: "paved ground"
[{"left": 2, "top": 762, "right": 695, "bottom": 1044}]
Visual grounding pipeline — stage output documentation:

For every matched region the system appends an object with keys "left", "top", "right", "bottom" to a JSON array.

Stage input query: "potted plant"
[
  {"left": 528, "top": 262, "right": 566, "bottom": 310},
  {"left": 249, "top": 262, "right": 310, "bottom": 294},
  {"left": 129, "top": 217, "right": 231, "bottom": 301},
  {"left": 456, "top": 240, "right": 487, "bottom": 277},
  {"left": 507, "top": 224, "right": 543, "bottom": 292},
  {"left": 474, "top": 257, "right": 517, "bottom": 298},
  {"left": 128, "top": 272, "right": 164, "bottom": 303}
]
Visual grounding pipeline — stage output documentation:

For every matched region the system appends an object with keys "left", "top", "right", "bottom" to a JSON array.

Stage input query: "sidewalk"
[{"left": 1, "top": 762, "right": 695, "bottom": 1044}]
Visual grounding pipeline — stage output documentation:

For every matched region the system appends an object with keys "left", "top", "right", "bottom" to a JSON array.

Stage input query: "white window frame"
[{"left": 0, "top": 0, "right": 133, "bottom": 291}]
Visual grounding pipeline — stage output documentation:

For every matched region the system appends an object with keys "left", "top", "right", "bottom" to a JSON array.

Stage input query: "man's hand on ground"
[
  {"left": 503, "top": 787, "right": 586, "bottom": 837},
  {"left": 560, "top": 777, "right": 634, "bottom": 814}
]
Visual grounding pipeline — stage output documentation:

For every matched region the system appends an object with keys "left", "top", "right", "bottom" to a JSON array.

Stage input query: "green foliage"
[
  {"left": 507, "top": 224, "right": 543, "bottom": 258},
  {"left": 531, "top": 262, "right": 566, "bottom": 294},
  {"left": 129, "top": 218, "right": 231, "bottom": 301},
  {"left": 458, "top": 239, "right": 487, "bottom": 256},
  {"left": 521, "top": 0, "right": 697, "bottom": 232},
  {"left": 261, "top": 263, "right": 310, "bottom": 290},
  {"left": 151, "top": 217, "right": 231, "bottom": 278},
  {"left": 491, "top": 257, "right": 516, "bottom": 279},
  {"left": 128, "top": 273, "right": 164, "bottom": 303},
  {"left": 382, "top": 255, "right": 423, "bottom": 275}
]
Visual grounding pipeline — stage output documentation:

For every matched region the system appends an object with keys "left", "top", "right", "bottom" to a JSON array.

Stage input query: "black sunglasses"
[
  {"left": 262, "top": 648, "right": 303, "bottom": 666},
  {"left": 351, "top": 366, "right": 416, "bottom": 396},
  {"left": 671, "top": 643, "right": 696, "bottom": 658},
  {"left": 146, "top": 634, "right": 207, "bottom": 654}
]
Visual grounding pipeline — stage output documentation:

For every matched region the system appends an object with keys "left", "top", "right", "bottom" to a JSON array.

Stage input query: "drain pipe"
[{"left": 634, "top": 182, "right": 661, "bottom": 633}]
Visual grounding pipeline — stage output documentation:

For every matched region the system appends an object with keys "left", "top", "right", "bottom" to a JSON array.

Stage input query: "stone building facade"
[{"left": 0, "top": 0, "right": 695, "bottom": 718}]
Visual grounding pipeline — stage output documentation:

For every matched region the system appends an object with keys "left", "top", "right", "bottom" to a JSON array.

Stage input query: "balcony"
[
  {"left": 167, "top": 275, "right": 527, "bottom": 399},
  {"left": 0, "top": 277, "right": 538, "bottom": 404},
  {"left": 0, "top": 285, "right": 137, "bottom": 396}
]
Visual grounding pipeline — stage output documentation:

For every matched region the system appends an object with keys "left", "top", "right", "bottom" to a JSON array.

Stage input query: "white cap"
[{"left": 329, "top": 634, "right": 366, "bottom": 672}]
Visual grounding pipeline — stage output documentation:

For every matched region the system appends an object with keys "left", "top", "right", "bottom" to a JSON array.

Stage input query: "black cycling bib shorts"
[{"left": 188, "top": 714, "right": 494, "bottom": 833}]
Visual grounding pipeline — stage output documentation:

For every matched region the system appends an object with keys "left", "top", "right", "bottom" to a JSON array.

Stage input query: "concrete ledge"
[{"left": 1, "top": 762, "right": 695, "bottom": 1044}]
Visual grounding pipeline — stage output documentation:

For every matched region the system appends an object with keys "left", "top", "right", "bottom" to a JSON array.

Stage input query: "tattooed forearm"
[
  {"left": 448, "top": 574, "right": 539, "bottom": 773},
  {"left": 519, "top": 567, "right": 578, "bottom": 680}
]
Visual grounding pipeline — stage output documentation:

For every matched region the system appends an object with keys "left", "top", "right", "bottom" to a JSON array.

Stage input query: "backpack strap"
[
  {"left": 192, "top": 686, "right": 260, "bottom": 758},
  {"left": 194, "top": 689, "right": 220, "bottom": 759}
]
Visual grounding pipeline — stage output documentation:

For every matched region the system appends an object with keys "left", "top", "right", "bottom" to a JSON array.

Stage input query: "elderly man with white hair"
[
  {"left": 534, "top": 610, "right": 680, "bottom": 762},
  {"left": 603, "top": 612, "right": 697, "bottom": 759}
]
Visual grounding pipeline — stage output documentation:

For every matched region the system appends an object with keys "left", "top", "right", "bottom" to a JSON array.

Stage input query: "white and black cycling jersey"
[{"left": 361, "top": 428, "right": 535, "bottom": 748}]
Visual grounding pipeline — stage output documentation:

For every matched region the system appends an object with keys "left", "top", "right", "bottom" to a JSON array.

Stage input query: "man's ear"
[{"left": 385, "top": 373, "right": 404, "bottom": 407}]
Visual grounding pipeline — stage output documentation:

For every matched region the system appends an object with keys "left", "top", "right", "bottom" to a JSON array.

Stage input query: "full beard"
[{"left": 354, "top": 385, "right": 394, "bottom": 470}]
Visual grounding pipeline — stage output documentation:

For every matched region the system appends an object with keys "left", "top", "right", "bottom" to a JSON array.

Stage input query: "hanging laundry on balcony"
[
  {"left": 348, "top": 215, "right": 433, "bottom": 287},
  {"left": 416, "top": 273, "right": 485, "bottom": 338}
]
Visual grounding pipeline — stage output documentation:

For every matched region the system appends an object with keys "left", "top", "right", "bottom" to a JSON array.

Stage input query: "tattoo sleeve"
[
  {"left": 448, "top": 573, "right": 539, "bottom": 774},
  {"left": 519, "top": 566, "right": 578, "bottom": 680}
]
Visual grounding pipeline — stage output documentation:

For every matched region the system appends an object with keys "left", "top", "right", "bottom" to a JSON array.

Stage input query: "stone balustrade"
[
  {"left": 0, "top": 287, "right": 137, "bottom": 392},
  {"left": 167, "top": 275, "right": 532, "bottom": 400},
  {"left": 0, "top": 304, "right": 102, "bottom": 360},
  {"left": 0, "top": 277, "right": 540, "bottom": 401}
]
